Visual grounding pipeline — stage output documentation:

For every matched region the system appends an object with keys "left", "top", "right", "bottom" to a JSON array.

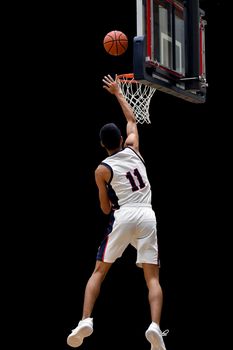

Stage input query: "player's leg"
[
  {"left": 143, "top": 263, "right": 168, "bottom": 350},
  {"left": 135, "top": 208, "right": 162, "bottom": 323},
  {"left": 142, "top": 263, "right": 162, "bottom": 325},
  {"left": 82, "top": 260, "right": 112, "bottom": 318},
  {"left": 67, "top": 260, "right": 112, "bottom": 347},
  {"left": 135, "top": 207, "right": 168, "bottom": 350},
  {"left": 67, "top": 208, "right": 132, "bottom": 347}
]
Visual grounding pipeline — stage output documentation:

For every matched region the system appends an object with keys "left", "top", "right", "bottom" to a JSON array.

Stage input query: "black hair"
[{"left": 99, "top": 123, "right": 122, "bottom": 150}]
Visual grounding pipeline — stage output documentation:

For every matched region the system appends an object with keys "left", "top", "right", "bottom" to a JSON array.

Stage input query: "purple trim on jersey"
[
  {"left": 100, "top": 162, "right": 113, "bottom": 183},
  {"left": 96, "top": 213, "right": 115, "bottom": 262},
  {"left": 100, "top": 162, "right": 120, "bottom": 209},
  {"left": 126, "top": 146, "right": 146, "bottom": 165},
  {"left": 96, "top": 235, "right": 109, "bottom": 262}
]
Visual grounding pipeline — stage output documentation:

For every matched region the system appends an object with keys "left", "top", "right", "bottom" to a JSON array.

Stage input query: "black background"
[{"left": 16, "top": 1, "right": 228, "bottom": 349}]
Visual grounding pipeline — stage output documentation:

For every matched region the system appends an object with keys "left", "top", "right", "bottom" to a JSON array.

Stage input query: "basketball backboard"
[{"left": 134, "top": 0, "right": 207, "bottom": 103}]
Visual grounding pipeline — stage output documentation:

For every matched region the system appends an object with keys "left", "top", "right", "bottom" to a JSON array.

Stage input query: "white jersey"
[{"left": 101, "top": 147, "right": 152, "bottom": 208}]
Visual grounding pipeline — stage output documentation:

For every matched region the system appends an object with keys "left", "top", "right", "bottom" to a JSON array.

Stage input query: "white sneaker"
[
  {"left": 67, "top": 317, "right": 93, "bottom": 348},
  {"left": 145, "top": 322, "right": 169, "bottom": 350}
]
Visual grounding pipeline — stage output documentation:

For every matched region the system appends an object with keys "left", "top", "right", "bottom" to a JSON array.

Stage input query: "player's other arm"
[
  {"left": 103, "top": 74, "right": 139, "bottom": 152},
  {"left": 95, "top": 164, "right": 112, "bottom": 215}
]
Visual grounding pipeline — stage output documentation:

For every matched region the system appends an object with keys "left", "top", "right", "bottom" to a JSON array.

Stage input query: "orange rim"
[{"left": 116, "top": 73, "right": 138, "bottom": 83}]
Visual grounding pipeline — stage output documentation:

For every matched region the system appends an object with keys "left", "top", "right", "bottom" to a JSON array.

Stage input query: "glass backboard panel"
[{"left": 135, "top": 0, "right": 208, "bottom": 103}]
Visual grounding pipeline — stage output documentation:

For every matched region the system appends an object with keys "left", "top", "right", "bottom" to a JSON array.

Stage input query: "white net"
[{"left": 117, "top": 73, "right": 156, "bottom": 124}]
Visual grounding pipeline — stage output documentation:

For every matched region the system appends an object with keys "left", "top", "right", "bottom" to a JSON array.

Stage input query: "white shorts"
[{"left": 96, "top": 204, "right": 159, "bottom": 268}]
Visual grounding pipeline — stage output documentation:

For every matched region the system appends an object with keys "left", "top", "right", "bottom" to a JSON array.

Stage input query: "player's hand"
[{"left": 102, "top": 74, "right": 121, "bottom": 95}]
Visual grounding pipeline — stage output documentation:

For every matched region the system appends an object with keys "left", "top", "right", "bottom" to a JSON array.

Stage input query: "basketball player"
[{"left": 67, "top": 74, "right": 168, "bottom": 350}]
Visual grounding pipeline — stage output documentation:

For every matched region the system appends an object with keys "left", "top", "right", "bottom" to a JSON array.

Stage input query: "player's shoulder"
[
  {"left": 95, "top": 162, "right": 112, "bottom": 183},
  {"left": 96, "top": 162, "right": 111, "bottom": 174},
  {"left": 124, "top": 146, "right": 143, "bottom": 158}
]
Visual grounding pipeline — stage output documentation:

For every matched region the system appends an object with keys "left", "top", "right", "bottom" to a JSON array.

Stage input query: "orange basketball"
[{"left": 103, "top": 30, "right": 128, "bottom": 56}]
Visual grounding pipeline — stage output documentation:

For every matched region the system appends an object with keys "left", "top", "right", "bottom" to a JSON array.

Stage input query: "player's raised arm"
[{"left": 102, "top": 74, "right": 139, "bottom": 152}]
